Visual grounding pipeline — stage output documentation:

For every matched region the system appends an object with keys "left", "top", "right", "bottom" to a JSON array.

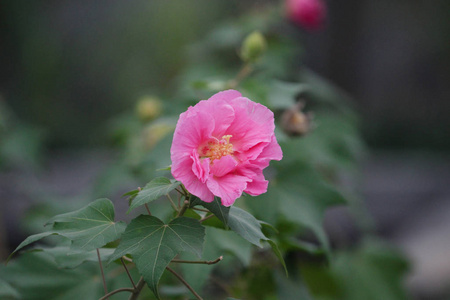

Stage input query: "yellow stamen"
[{"left": 200, "top": 135, "right": 234, "bottom": 162}]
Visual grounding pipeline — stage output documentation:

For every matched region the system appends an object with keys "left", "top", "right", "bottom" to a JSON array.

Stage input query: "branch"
[
  {"left": 128, "top": 277, "right": 146, "bottom": 300},
  {"left": 177, "top": 200, "right": 189, "bottom": 217},
  {"left": 98, "top": 288, "right": 134, "bottom": 300}
]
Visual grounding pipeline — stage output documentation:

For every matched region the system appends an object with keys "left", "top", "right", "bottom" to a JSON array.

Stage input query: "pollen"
[{"left": 201, "top": 135, "right": 234, "bottom": 162}]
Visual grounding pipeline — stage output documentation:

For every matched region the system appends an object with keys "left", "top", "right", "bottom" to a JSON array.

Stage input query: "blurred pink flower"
[
  {"left": 171, "top": 90, "right": 282, "bottom": 206},
  {"left": 286, "top": 0, "right": 327, "bottom": 30}
]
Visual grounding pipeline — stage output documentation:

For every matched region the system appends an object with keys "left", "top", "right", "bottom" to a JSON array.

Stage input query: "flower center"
[{"left": 200, "top": 135, "right": 234, "bottom": 162}]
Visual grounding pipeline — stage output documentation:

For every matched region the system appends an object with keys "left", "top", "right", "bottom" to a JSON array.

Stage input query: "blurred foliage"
[{"left": 0, "top": 1, "right": 412, "bottom": 300}]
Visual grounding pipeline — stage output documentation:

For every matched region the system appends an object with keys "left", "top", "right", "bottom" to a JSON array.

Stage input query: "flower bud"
[
  {"left": 286, "top": 0, "right": 327, "bottom": 30},
  {"left": 135, "top": 96, "right": 162, "bottom": 121},
  {"left": 240, "top": 31, "right": 267, "bottom": 63}
]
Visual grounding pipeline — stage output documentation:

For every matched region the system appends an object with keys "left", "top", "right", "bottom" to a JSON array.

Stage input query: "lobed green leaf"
[
  {"left": 109, "top": 215, "right": 205, "bottom": 299},
  {"left": 8, "top": 198, "right": 125, "bottom": 262}
]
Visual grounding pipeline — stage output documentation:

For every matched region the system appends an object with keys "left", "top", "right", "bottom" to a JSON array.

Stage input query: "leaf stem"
[
  {"left": 192, "top": 207, "right": 210, "bottom": 213},
  {"left": 171, "top": 256, "right": 223, "bottom": 265},
  {"left": 166, "top": 266, "right": 203, "bottom": 300},
  {"left": 144, "top": 204, "right": 152, "bottom": 216},
  {"left": 128, "top": 277, "right": 146, "bottom": 300},
  {"left": 97, "top": 248, "right": 109, "bottom": 299},
  {"left": 166, "top": 193, "right": 179, "bottom": 212},
  {"left": 121, "top": 258, "right": 137, "bottom": 289},
  {"left": 200, "top": 214, "right": 215, "bottom": 223},
  {"left": 98, "top": 288, "right": 134, "bottom": 300}
]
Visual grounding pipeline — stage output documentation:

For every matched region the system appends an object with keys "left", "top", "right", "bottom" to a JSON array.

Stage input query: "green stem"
[
  {"left": 166, "top": 266, "right": 203, "bottom": 300},
  {"left": 228, "top": 63, "right": 253, "bottom": 89},
  {"left": 98, "top": 288, "right": 134, "bottom": 300}
]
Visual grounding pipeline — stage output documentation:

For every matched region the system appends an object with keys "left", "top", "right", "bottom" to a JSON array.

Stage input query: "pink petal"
[
  {"left": 210, "top": 155, "right": 237, "bottom": 177},
  {"left": 171, "top": 156, "right": 215, "bottom": 203},
  {"left": 252, "top": 135, "right": 283, "bottom": 169},
  {"left": 190, "top": 149, "right": 210, "bottom": 183},
  {"left": 170, "top": 110, "right": 214, "bottom": 158},
  {"left": 208, "top": 89, "right": 242, "bottom": 103},
  {"left": 226, "top": 97, "right": 275, "bottom": 152},
  {"left": 206, "top": 174, "right": 250, "bottom": 206},
  {"left": 193, "top": 100, "right": 235, "bottom": 138},
  {"left": 244, "top": 169, "right": 269, "bottom": 196}
]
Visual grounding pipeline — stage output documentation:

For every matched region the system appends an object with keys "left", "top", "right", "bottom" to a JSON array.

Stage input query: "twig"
[
  {"left": 171, "top": 256, "right": 223, "bottom": 265},
  {"left": 98, "top": 288, "right": 134, "bottom": 300},
  {"left": 97, "top": 249, "right": 109, "bottom": 299},
  {"left": 121, "top": 258, "right": 136, "bottom": 289},
  {"left": 166, "top": 266, "right": 203, "bottom": 300}
]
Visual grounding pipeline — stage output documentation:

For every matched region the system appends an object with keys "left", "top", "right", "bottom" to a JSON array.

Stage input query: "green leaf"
[
  {"left": 128, "top": 177, "right": 181, "bottom": 213},
  {"left": 0, "top": 279, "right": 20, "bottom": 299},
  {"left": 46, "top": 198, "right": 126, "bottom": 251},
  {"left": 37, "top": 245, "right": 115, "bottom": 269},
  {"left": 268, "top": 240, "right": 288, "bottom": 277},
  {"left": 1, "top": 252, "right": 104, "bottom": 300},
  {"left": 191, "top": 196, "right": 230, "bottom": 226},
  {"left": 109, "top": 215, "right": 205, "bottom": 299},
  {"left": 9, "top": 199, "right": 125, "bottom": 261},
  {"left": 7, "top": 232, "right": 57, "bottom": 263},
  {"left": 228, "top": 206, "right": 268, "bottom": 247}
]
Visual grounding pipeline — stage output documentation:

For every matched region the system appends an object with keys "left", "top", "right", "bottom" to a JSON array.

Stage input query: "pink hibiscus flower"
[{"left": 170, "top": 90, "right": 283, "bottom": 206}]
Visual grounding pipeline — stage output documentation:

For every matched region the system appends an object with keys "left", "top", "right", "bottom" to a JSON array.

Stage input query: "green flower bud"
[
  {"left": 135, "top": 96, "right": 162, "bottom": 121},
  {"left": 240, "top": 31, "right": 267, "bottom": 63}
]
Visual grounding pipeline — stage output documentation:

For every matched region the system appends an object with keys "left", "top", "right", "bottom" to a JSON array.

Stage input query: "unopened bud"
[
  {"left": 240, "top": 31, "right": 267, "bottom": 63},
  {"left": 136, "top": 96, "right": 162, "bottom": 121},
  {"left": 286, "top": 0, "right": 327, "bottom": 30}
]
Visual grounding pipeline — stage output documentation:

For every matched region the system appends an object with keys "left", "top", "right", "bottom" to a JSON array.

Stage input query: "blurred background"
[{"left": 1, "top": 0, "right": 449, "bottom": 299}]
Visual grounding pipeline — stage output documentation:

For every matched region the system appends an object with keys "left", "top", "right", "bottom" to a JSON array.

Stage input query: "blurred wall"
[{"left": 1, "top": 0, "right": 449, "bottom": 150}]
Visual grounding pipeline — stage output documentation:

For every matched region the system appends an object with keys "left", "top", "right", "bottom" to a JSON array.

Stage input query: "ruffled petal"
[
  {"left": 170, "top": 110, "right": 214, "bottom": 157},
  {"left": 251, "top": 135, "right": 283, "bottom": 169},
  {"left": 191, "top": 149, "right": 210, "bottom": 183},
  {"left": 210, "top": 155, "right": 237, "bottom": 177},
  {"left": 226, "top": 97, "right": 275, "bottom": 152},
  {"left": 206, "top": 174, "right": 250, "bottom": 206},
  {"left": 244, "top": 169, "right": 269, "bottom": 196},
  {"left": 171, "top": 155, "right": 215, "bottom": 203}
]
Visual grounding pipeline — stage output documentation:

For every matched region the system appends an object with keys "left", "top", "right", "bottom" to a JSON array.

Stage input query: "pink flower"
[
  {"left": 286, "top": 0, "right": 327, "bottom": 30},
  {"left": 170, "top": 90, "right": 282, "bottom": 206}
]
